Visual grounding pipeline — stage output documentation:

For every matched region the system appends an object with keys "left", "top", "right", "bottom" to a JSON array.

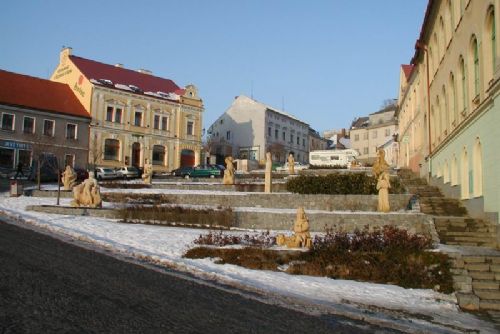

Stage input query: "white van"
[{"left": 308, "top": 149, "right": 358, "bottom": 168}]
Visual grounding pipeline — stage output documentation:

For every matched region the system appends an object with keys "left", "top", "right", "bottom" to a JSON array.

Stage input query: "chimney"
[
  {"left": 115, "top": 63, "right": 124, "bottom": 68},
  {"left": 137, "top": 69, "right": 152, "bottom": 75}
]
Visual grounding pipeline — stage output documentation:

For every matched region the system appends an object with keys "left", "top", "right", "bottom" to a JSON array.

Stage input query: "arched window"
[
  {"left": 451, "top": 154, "right": 458, "bottom": 185},
  {"left": 450, "top": 73, "right": 457, "bottom": 127},
  {"left": 473, "top": 138, "right": 483, "bottom": 197},
  {"left": 429, "top": 47, "right": 434, "bottom": 76},
  {"left": 460, "top": 56, "right": 467, "bottom": 116},
  {"left": 435, "top": 96, "right": 441, "bottom": 142},
  {"left": 461, "top": 147, "right": 469, "bottom": 199},
  {"left": 442, "top": 85, "right": 449, "bottom": 136},
  {"left": 448, "top": 0, "right": 455, "bottom": 33},
  {"left": 444, "top": 160, "right": 450, "bottom": 183},
  {"left": 440, "top": 16, "right": 446, "bottom": 51},
  {"left": 471, "top": 36, "right": 480, "bottom": 97},
  {"left": 104, "top": 139, "right": 120, "bottom": 161},
  {"left": 434, "top": 33, "right": 440, "bottom": 67},
  {"left": 485, "top": 7, "right": 496, "bottom": 84},
  {"left": 152, "top": 145, "right": 166, "bottom": 166}
]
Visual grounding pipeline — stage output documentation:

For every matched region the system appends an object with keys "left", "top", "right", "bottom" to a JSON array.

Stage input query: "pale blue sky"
[{"left": 0, "top": 0, "right": 427, "bottom": 133}]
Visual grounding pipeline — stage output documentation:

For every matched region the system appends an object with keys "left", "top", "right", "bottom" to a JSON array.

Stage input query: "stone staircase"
[{"left": 399, "top": 169, "right": 500, "bottom": 314}]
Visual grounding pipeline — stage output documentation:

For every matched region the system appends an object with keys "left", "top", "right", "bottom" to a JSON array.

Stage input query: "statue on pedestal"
[
  {"left": 264, "top": 152, "right": 272, "bottom": 193},
  {"left": 62, "top": 165, "right": 77, "bottom": 190},
  {"left": 276, "top": 207, "right": 312, "bottom": 248},
  {"left": 142, "top": 159, "right": 153, "bottom": 184},
  {"left": 377, "top": 171, "right": 391, "bottom": 212},
  {"left": 287, "top": 153, "right": 295, "bottom": 174},
  {"left": 223, "top": 156, "right": 235, "bottom": 185},
  {"left": 372, "top": 148, "right": 389, "bottom": 179},
  {"left": 71, "top": 172, "right": 102, "bottom": 208}
]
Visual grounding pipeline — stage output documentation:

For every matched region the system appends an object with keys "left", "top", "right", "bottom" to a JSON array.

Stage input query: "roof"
[
  {"left": 0, "top": 69, "right": 90, "bottom": 118},
  {"left": 411, "top": 0, "right": 436, "bottom": 64},
  {"left": 402, "top": 64, "right": 414, "bottom": 80},
  {"left": 350, "top": 117, "right": 369, "bottom": 129},
  {"left": 237, "top": 95, "right": 309, "bottom": 126},
  {"left": 70, "top": 55, "right": 180, "bottom": 94}
]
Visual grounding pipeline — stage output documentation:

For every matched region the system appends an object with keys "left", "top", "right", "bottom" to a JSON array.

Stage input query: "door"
[{"left": 132, "top": 142, "right": 141, "bottom": 166}]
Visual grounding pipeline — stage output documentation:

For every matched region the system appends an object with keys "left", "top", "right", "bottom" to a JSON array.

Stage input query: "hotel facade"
[{"left": 51, "top": 48, "right": 204, "bottom": 173}]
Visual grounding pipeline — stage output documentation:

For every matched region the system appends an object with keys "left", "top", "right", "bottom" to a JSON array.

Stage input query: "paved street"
[{"left": 0, "top": 221, "right": 399, "bottom": 333}]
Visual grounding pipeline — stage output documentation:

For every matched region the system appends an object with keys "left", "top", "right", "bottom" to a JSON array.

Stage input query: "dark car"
[
  {"left": 171, "top": 166, "right": 194, "bottom": 177},
  {"left": 188, "top": 165, "right": 222, "bottom": 178}
]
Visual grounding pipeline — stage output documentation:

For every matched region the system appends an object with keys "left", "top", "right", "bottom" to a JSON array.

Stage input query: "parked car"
[
  {"left": 171, "top": 166, "right": 194, "bottom": 177},
  {"left": 209, "top": 164, "right": 226, "bottom": 176},
  {"left": 95, "top": 167, "right": 117, "bottom": 180},
  {"left": 115, "top": 166, "right": 140, "bottom": 179},
  {"left": 276, "top": 162, "right": 310, "bottom": 172},
  {"left": 189, "top": 165, "right": 222, "bottom": 178}
]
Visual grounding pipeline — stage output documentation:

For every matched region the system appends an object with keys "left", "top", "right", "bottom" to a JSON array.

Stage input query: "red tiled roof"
[
  {"left": 70, "top": 55, "right": 180, "bottom": 94},
  {"left": 0, "top": 69, "right": 90, "bottom": 118},
  {"left": 402, "top": 64, "right": 414, "bottom": 80}
]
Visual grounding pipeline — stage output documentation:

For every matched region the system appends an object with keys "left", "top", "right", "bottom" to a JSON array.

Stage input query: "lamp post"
[{"left": 416, "top": 40, "right": 432, "bottom": 179}]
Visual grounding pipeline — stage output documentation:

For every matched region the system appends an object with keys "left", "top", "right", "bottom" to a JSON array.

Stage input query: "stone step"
[
  {"left": 473, "top": 280, "right": 500, "bottom": 290},
  {"left": 480, "top": 300, "right": 500, "bottom": 311},
  {"left": 475, "top": 289, "right": 500, "bottom": 300},
  {"left": 469, "top": 271, "right": 496, "bottom": 280},
  {"left": 440, "top": 232, "right": 497, "bottom": 238}
]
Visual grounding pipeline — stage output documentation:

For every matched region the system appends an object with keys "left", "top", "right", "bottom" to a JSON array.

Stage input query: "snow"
[{"left": 0, "top": 192, "right": 496, "bottom": 333}]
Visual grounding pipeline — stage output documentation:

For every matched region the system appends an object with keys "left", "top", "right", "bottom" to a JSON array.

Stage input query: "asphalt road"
[{"left": 0, "top": 221, "right": 400, "bottom": 333}]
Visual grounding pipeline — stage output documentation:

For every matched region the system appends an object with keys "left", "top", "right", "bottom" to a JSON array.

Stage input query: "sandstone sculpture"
[
  {"left": 372, "top": 148, "right": 390, "bottom": 179},
  {"left": 62, "top": 165, "right": 77, "bottom": 190},
  {"left": 276, "top": 207, "right": 312, "bottom": 248},
  {"left": 377, "top": 171, "right": 391, "bottom": 212},
  {"left": 265, "top": 152, "right": 272, "bottom": 193},
  {"left": 71, "top": 172, "right": 102, "bottom": 208},
  {"left": 223, "top": 156, "right": 235, "bottom": 185},
  {"left": 287, "top": 153, "right": 295, "bottom": 174},
  {"left": 142, "top": 159, "right": 153, "bottom": 184}
]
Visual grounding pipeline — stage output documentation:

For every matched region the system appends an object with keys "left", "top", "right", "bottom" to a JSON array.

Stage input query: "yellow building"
[{"left": 51, "top": 48, "right": 203, "bottom": 172}]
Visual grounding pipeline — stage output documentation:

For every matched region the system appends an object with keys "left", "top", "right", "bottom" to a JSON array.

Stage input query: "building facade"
[
  {"left": 207, "top": 95, "right": 309, "bottom": 164},
  {"left": 0, "top": 69, "right": 90, "bottom": 173},
  {"left": 51, "top": 48, "right": 203, "bottom": 172},
  {"left": 397, "top": 0, "right": 500, "bottom": 223},
  {"left": 350, "top": 104, "right": 398, "bottom": 165}
]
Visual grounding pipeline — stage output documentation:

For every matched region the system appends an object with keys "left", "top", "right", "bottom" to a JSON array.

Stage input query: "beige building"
[
  {"left": 350, "top": 104, "right": 398, "bottom": 165},
  {"left": 397, "top": 0, "right": 500, "bottom": 223},
  {"left": 51, "top": 48, "right": 203, "bottom": 172}
]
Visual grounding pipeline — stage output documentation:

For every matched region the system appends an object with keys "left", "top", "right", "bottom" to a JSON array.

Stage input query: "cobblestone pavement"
[{"left": 0, "top": 221, "right": 399, "bottom": 333}]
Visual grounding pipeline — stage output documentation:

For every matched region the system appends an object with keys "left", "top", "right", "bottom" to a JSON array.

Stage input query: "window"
[
  {"left": 450, "top": 73, "right": 457, "bottom": 125},
  {"left": 154, "top": 115, "right": 160, "bottom": 129},
  {"left": 363, "top": 133, "right": 368, "bottom": 140},
  {"left": 115, "top": 108, "right": 122, "bottom": 123},
  {"left": 472, "top": 37, "right": 480, "bottom": 96},
  {"left": 282, "top": 131, "right": 285, "bottom": 141},
  {"left": 275, "top": 129, "right": 278, "bottom": 139},
  {"left": 372, "top": 130, "right": 377, "bottom": 139},
  {"left": 152, "top": 145, "right": 165, "bottom": 165},
  {"left": 23, "top": 117, "right": 35, "bottom": 134},
  {"left": 363, "top": 147, "right": 369, "bottom": 154},
  {"left": 385, "top": 129, "right": 391, "bottom": 136},
  {"left": 187, "top": 121, "right": 194, "bottom": 135},
  {"left": 43, "top": 120, "right": 55, "bottom": 136},
  {"left": 66, "top": 123, "right": 77, "bottom": 139},
  {"left": 134, "top": 110, "right": 143, "bottom": 126},
  {"left": 460, "top": 56, "right": 467, "bottom": 113},
  {"left": 161, "top": 116, "right": 168, "bottom": 131},
  {"left": 1, "top": 113, "right": 14, "bottom": 131},
  {"left": 19, "top": 149, "right": 31, "bottom": 168},
  {"left": 65, "top": 154, "right": 74, "bottom": 167},
  {"left": 296, "top": 136, "right": 300, "bottom": 145},
  {"left": 268, "top": 127, "right": 272, "bottom": 137},
  {"left": 290, "top": 134, "right": 294, "bottom": 143},
  {"left": 106, "top": 106, "right": 113, "bottom": 122},
  {"left": 104, "top": 139, "right": 120, "bottom": 160},
  {"left": 302, "top": 138, "right": 305, "bottom": 147},
  {"left": 226, "top": 131, "right": 231, "bottom": 140},
  {"left": 492, "top": 10, "right": 497, "bottom": 70},
  {"left": 0, "top": 148, "right": 14, "bottom": 168},
  {"left": 354, "top": 134, "right": 359, "bottom": 141}
]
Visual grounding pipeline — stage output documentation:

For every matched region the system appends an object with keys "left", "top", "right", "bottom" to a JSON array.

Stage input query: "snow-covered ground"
[{"left": 0, "top": 191, "right": 497, "bottom": 333}]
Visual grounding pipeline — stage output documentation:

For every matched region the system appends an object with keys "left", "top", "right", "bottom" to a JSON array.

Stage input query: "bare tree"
[{"left": 88, "top": 133, "right": 103, "bottom": 171}]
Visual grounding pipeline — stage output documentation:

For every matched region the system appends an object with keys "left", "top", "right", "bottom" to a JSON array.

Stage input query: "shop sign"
[{"left": 0, "top": 140, "right": 32, "bottom": 150}]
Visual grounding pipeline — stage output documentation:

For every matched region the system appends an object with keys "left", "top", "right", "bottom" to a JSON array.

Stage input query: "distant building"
[
  {"left": 350, "top": 104, "right": 398, "bottom": 165},
  {"left": 323, "top": 128, "right": 350, "bottom": 149},
  {"left": 51, "top": 48, "right": 203, "bottom": 171},
  {"left": 0, "top": 69, "right": 90, "bottom": 172},
  {"left": 309, "top": 128, "right": 329, "bottom": 151},
  {"left": 207, "top": 95, "right": 309, "bottom": 164}
]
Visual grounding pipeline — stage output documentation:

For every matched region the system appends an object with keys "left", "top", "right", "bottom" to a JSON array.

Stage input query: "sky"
[{"left": 0, "top": 0, "right": 428, "bottom": 134}]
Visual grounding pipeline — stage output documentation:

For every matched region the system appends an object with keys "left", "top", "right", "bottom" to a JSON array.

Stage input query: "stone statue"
[
  {"left": 142, "top": 159, "right": 153, "bottom": 184},
  {"left": 62, "top": 165, "right": 77, "bottom": 190},
  {"left": 372, "top": 148, "right": 390, "bottom": 179},
  {"left": 223, "top": 156, "right": 235, "bottom": 185},
  {"left": 376, "top": 171, "right": 391, "bottom": 213},
  {"left": 265, "top": 152, "right": 272, "bottom": 193},
  {"left": 276, "top": 207, "right": 312, "bottom": 248},
  {"left": 287, "top": 153, "right": 295, "bottom": 174},
  {"left": 71, "top": 172, "right": 102, "bottom": 208}
]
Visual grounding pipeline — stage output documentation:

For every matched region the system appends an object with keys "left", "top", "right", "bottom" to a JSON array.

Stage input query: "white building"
[
  {"left": 207, "top": 95, "right": 309, "bottom": 164},
  {"left": 350, "top": 104, "right": 398, "bottom": 165}
]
